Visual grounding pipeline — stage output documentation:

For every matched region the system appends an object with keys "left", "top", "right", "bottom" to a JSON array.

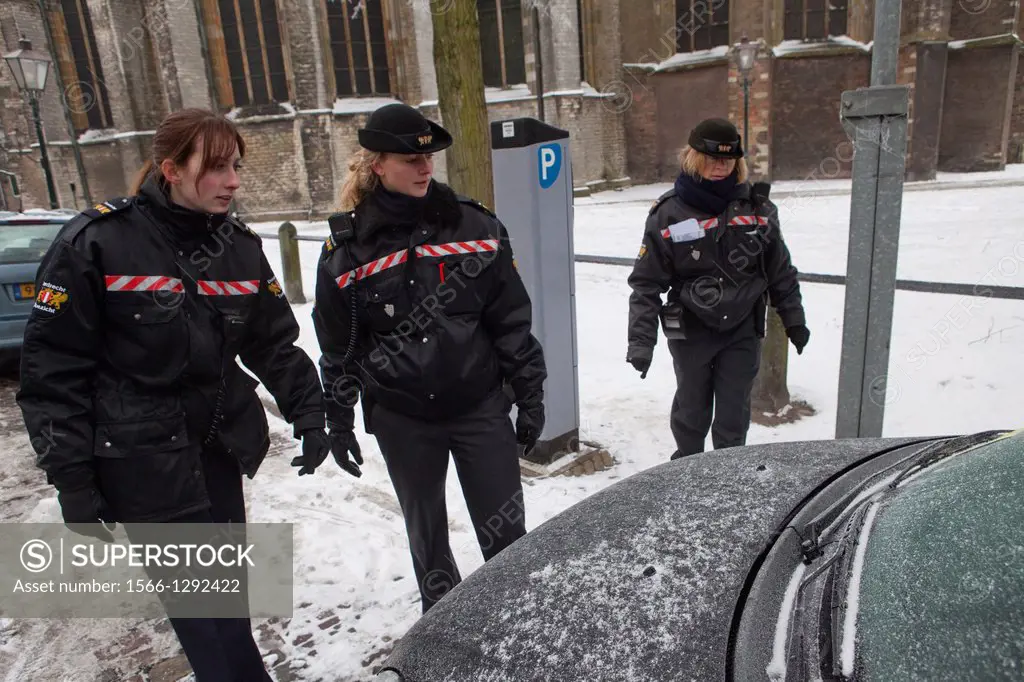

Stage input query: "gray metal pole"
[
  {"left": 533, "top": 5, "right": 545, "bottom": 122},
  {"left": 31, "top": 97, "right": 59, "bottom": 209},
  {"left": 835, "top": 0, "right": 909, "bottom": 438}
]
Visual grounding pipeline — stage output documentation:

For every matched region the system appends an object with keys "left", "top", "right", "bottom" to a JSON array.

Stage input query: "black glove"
[
  {"left": 786, "top": 325, "right": 810, "bottom": 355},
  {"left": 291, "top": 428, "right": 331, "bottom": 476},
  {"left": 515, "top": 401, "right": 545, "bottom": 455},
  {"left": 57, "top": 486, "right": 115, "bottom": 542},
  {"left": 627, "top": 349, "right": 652, "bottom": 379},
  {"left": 329, "top": 429, "right": 363, "bottom": 478}
]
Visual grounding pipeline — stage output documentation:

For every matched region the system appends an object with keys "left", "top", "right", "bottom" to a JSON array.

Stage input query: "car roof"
[{"left": 0, "top": 209, "right": 76, "bottom": 225}]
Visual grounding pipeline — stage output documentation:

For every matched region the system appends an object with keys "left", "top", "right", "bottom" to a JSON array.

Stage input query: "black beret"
[
  {"left": 688, "top": 118, "right": 744, "bottom": 158},
  {"left": 358, "top": 103, "right": 453, "bottom": 154}
]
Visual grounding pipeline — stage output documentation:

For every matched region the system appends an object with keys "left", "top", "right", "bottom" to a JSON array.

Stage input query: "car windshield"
[
  {"left": 853, "top": 430, "right": 1024, "bottom": 679},
  {"left": 0, "top": 222, "right": 64, "bottom": 264}
]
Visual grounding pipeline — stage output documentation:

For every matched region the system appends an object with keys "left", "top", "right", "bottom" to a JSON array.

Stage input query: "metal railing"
[{"left": 261, "top": 223, "right": 1024, "bottom": 303}]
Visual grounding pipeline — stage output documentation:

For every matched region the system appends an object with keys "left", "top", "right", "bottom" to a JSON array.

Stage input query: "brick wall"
[
  {"left": 300, "top": 114, "right": 337, "bottom": 213},
  {"left": 949, "top": 0, "right": 1018, "bottom": 40},
  {"left": 162, "top": 0, "right": 212, "bottom": 110},
  {"left": 654, "top": 64, "right": 729, "bottom": 180},
  {"left": 279, "top": 0, "right": 328, "bottom": 110},
  {"left": 1011, "top": 45, "right": 1024, "bottom": 163},
  {"left": 143, "top": 0, "right": 181, "bottom": 111},
  {"left": 939, "top": 43, "right": 1016, "bottom": 171},
  {"left": 901, "top": 0, "right": 954, "bottom": 40},
  {"left": 116, "top": 0, "right": 167, "bottom": 131},
  {"left": 232, "top": 118, "right": 310, "bottom": 218},
  {"left": 729, "top": 48, "right": 772, "bottom": 180},
  {"left": 771, "top": 52, "right": 871, "bottom": 180},
  {"left": 582, "top": 0, "right": 621, "bottom": 89},
  {"left": 619, "top": 0, "right": 675, "bottom": 65},
  {"left": 622, "top": 68, "right": 659, "bottom": 183},
  {"left": 906, "top": 42, "right": 949, "bottom": 180},
  {"left": 733, "top": 0, "right": 767, "bottom": 43}
]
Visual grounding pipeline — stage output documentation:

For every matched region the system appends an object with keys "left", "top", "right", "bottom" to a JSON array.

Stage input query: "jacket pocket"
[
  {"left": 358, "top": 271, "right": 412, "bottom": 333},
  {"left": 93, "top": 414, "right": 204, "bottom": 521},
  {"left": 441, "top": 253, "right": 495, "bottom": 316},
  {"left": 104, "top": 302, "right": 187, "bottom": 378}
]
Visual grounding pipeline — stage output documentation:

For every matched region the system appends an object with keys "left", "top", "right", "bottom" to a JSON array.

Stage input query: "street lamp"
[
  {"left": 4, "top": 37, "right": 58, "bottom": 209},
  {"left": 733, "top": 34, "right": 758, "bottom": 157}
]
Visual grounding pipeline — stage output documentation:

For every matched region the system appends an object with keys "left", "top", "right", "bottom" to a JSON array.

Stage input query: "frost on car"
[{"left": 376, "top": 435, "right": 959, "bottom": 681}]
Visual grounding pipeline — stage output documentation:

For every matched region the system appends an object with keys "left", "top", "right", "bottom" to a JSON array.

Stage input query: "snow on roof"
[
  {"left": 333, "top": 96, "right": 403, "bottom": 114},
  {"left": 773, "top": 35, "right": 872, "bottom": 57},
  {"left": 949, "top": 32, "right": 1021, "bottom": 50}
]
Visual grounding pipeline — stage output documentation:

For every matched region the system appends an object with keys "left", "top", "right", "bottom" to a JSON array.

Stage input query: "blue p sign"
[{"left": 538, "top": 143, "right": 561, "bottom": 189}]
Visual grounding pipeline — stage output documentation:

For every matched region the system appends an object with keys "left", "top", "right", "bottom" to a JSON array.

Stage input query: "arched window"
[
  {"left": 325, "top": 0, "right": 392, "bottom": 97},
  {"left": 478, "top": 0, "right": 526, "bottom": 88},
  {"left": 57, "top": 0, "right": 114, "bottom": 132},
  {"left": 675, "top": 0, "right": 730, "bottom": 54},
  {"left": 200, "top": 0, "right": 289, "bottom": 109}
]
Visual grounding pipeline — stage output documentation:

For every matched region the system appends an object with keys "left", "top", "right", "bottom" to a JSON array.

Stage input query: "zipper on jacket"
[{"left": 438, "top": 262, "right": 446, "bottom": 284}]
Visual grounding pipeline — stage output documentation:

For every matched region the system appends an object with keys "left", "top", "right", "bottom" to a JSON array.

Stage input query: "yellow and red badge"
[{"left": 33, "top": 282, "right": 69, "bottom": 315}]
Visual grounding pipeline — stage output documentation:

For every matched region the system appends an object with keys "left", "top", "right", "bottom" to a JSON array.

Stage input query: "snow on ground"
[
  {"left": 4, "top": 173, "right": 1023, "bottom": 681},
  {"left": 239, "top": 175, "right": 1024, "bottom": 680}
]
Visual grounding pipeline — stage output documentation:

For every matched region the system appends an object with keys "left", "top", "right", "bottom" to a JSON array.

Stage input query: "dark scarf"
[
  {"left": 674, "top": 170, "right": 744, "bottom": 216},
  {"left": 138, "top": 172, "right": 228, "bottom": 248},
  {"left": 360, "top": 180, "right": 462, "bottom": 239},
  {"left": 371, "top": 182, "right": 433, "bottom": 224}
]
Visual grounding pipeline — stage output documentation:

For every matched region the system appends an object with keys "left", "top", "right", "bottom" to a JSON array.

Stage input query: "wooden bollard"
[{"left": 278, "top": 221, "right": 306, "bottom": 304}]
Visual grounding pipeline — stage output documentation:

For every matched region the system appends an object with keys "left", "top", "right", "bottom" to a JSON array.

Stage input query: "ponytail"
[
  {"left": 129, "top": 159, "right": 156, "bottom": 195},
  {"left": 338, "top": 148, "right": 383, "bottom": 211}
]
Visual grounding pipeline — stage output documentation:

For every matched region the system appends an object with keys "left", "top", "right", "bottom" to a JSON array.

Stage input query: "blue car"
[{"left": 0, "top": 209, "right": 75, "bottom": 358}]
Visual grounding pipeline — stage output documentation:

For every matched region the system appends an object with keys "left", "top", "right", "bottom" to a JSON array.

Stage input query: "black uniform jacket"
[
  {"left": 313, "top": 181, "right": 546, "bottom": 432},
  {"left": 16, "top": 178, "right": 325, "bottom": 522},
  {"left": 627, "top": 184, "right": 805, "bottom": 357}
]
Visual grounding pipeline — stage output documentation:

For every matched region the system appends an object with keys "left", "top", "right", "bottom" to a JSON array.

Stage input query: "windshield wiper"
[{"left": 889, "top": 430, "right": 1007, "bottom": 489}]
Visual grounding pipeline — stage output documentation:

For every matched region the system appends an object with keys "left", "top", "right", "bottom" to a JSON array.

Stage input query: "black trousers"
[
  {"left": 372, "top": 389, "right": 527, "bottom": 613},
  {"left": 126, "top": 448, "right": 271, "bottom": 682},
  {"left": 667, "top": 315, "right": 761, "bottom": 458}
]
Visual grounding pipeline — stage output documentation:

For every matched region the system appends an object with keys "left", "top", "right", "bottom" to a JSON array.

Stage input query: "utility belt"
[{"left": 659, "top": 295, "right": 767, "bottom": 340}]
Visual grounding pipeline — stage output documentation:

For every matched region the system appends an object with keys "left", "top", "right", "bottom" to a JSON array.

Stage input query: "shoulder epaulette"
[
  {"left": 457, "top": 195, "right": 497, "bottom": 219},
  {"left": 226, "top": 214, "right": 261, "bottom": 243},
  {"left": 60, "top": 197, "right": 133, "bottom": 240},
  {"left": 648, "top": 189, "right": 677, "bottom": 216}
]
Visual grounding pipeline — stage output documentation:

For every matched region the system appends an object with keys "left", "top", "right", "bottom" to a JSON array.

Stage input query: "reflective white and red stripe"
[
  {"left": 335, "top": 240, "right": 499, "bottom": 289},
  {"left": 728, "top": 215, "right": 770, "bottom": 227},
  {"left": 197, "top": 280, "right": 260, "bottom": 296},
  {"left": 414, "top": 239, "right": 499, "bottom": 258},
  {"left": 336, "top": 249, "right": 409, "bottom": 289},
  {"left": 105, "top": 275, "right": 184, "bottom": 293}
]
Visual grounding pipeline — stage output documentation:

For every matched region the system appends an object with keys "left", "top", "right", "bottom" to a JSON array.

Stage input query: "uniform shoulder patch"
[
  {"left": 648, "top": 190, "right": 677, "bottom": 216},
  {"left": 226, "top": 215, "right": 261, "bottom": 243},
  {"left": 60, "top": 197, "right": 134, "bottom": 240},
  {"left": 456, "top": 195, "right": 497, "bottom": 219},
  {"left": 33, "top": 281, "right": 70, "bottom": 317}
]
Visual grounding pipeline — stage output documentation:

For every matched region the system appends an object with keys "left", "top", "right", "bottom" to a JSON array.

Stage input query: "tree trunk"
[
  {"left": 431, "top": 1, "right": 494, "bottom": 208},
  {"left": 751, "top": 308, "right": 791, "bottom": 413}
]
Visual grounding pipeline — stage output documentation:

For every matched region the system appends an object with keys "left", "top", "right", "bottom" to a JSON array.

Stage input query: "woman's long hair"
[
  {"left": 129, "top": 108, "right": 246, "bottom": 194},
  {"left": 678, "top": 146, "right": 749, "bottom": 184},
  {"left": 338, "top": 148, "right": 384, "bottom": 211}
]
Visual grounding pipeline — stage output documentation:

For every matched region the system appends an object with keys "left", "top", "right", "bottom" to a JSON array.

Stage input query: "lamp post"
[
  {"left": 733, "top": 34, "right": 758, "bottom": 156},
  {"left": 4, "top": 37, "right": 58, "bottom": 210}
]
